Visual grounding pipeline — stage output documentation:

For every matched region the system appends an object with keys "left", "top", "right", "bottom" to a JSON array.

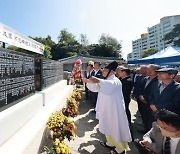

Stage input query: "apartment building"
[{"left": 128, "top": 15, "right": 180, "bottom": 60}]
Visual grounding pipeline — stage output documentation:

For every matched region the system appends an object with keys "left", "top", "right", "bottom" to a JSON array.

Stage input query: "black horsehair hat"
[{"left": 105, "top": 61, "right": 118, "bottom": 71}]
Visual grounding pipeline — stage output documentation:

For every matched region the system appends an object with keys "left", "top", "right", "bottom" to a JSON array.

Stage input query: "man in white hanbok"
[{"left": 83, "top": 61, "right": 132, "bottom": 154}]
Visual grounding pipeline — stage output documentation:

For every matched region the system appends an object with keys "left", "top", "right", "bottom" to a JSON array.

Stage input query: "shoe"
[
  {"left": 109, "top": 149, "right": 125, "bottom": 154},
  {"left": 99, "top": 141, "right": 115, "bottom": 149},
  {"left": 137, "top": 129, "right": 147, "bottom": 134}
]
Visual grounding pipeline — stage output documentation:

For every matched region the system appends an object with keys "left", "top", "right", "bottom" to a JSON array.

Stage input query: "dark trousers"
[
  {"left": 137, "top": 100, "right": 155, "bottom": 131},
  {"left": 85, "top": 85, "right": 90, "bottom": 100},
  {"left": 91, "top": 92, "right": 98, "bottom": 108},
  {"left": 136, "top": 98, "right": 146, "bottom": 124},
  {"left": 124, "top": 99, "right": 134, "bottom": 140},
  {"left": 136, "top": 97, "right": 153, "bottom": 131},
  {"left": 145, "top": 104, "right": 156, "bottom": 130},
  {"left": 143, "top": 104, "right": 152, "bottom": 131},
  {"left": 124, "top": 99, "right": 131, "bottom": 126}
]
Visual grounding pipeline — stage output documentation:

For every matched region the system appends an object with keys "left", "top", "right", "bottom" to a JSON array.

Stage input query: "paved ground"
[{"left": 67, "top": 98, "right": 144, "bottom": 154}]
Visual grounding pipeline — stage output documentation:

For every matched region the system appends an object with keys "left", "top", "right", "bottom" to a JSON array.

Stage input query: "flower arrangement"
[
  {"left": 42, "top": 89, "right": 83, "bottom": 154},
  {"left": 71, "top": 90, "right": 83, "bottom": 101},
  {"left": 42, "top": 139, "right": 71, "bottom": 154},
  {"left": 47, "top": 111, "right": 77, "bottom": 141},
  {"left": 62, "top": 98, "right": 79, "bottom": 117},
  {"left": 54, "top": 139, "right": 71, "bottom": 154}
]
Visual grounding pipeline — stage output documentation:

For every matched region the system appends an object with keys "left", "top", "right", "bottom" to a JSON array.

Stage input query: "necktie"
[{"left": 164, "top": 137, "right": 171, "bottom": 154}]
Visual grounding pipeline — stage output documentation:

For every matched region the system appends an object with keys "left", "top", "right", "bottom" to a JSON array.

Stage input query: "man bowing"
[{"left": 83, "top": 61, "right": 132, "bottom": 154}]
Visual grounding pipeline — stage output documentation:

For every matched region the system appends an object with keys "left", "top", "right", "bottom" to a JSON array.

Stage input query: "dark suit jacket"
[
  {"left": 90, "top": 70, "right": 95, "bottom": 77},
  {"left": 133, "top": 75, "right": 145, "bottom": 98},
  {"left": 121, "top": 76, "right": 134, "bottom": 104},
  {"left": 143, "top": 122, "right": 180, "bottom": 154},
  {"left": 149, "top": 80, "right": 180, "bottom": 114},
  {"left": 91, "top": 69, "right": 103, "bottom": 101},
  {"left": 84, "top": 71, "right": 88, "bottom": 78},
  {"left": 94, "top": 69, "right": 103, "bottom": 79},
  {"left": 84, "top": 70, "right": 95, "bottom": 79},
  {"left": 84, "top": 70, "right": 95, "bottom": 90},
  {"left": 140, "top": 76, "right": 158, "bottom": 103}
]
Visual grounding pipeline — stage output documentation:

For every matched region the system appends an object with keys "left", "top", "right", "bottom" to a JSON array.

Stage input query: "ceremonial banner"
[{"left": 0, "top": 23, "right": 44, "bottom": 55}]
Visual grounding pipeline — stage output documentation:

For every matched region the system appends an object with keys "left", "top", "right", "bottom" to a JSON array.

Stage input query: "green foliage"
[
  {"left": 80, "top": 50, "right": 89, "bottom": 55},
  {"left": 31, "top": 35, "right": 55, "bottom": 58},
  {"left": 66, "top": 51, "right": 77, "bottom": 57},
  {"left": 44, "top": 45, "right": 52, "bottom": 59},
  {"left": 58, "top": 29, "right": 79, "bottom": 46},
  {"left": 141, "top": 48, "right": 159, "bottom": 58},
  {"left": 7, "top": 29, "right": 123, "bottom": 59},
  {"left": 127, "top": 53, "right": 132, "bottom": 59},
  {"left": 31, "top": 35, "right": 55, "bottom": 48},
  {"left": 7, "top": 36, "right": 54, "bottom": 59},
  {"left": 78, "top": 34, "right": 89, "bottom": 55},
  {"left": 80, "top": 34, "right": 89, "bottom": 46},
  {"left": 7, "top": 45, "right": 20, "bottom": 51},
  {"left": 163, "top": 24, "right": 180, "bottom": 46},
  {"left": 42, "top": 146, "right": 56, "bottom": 154},
  {"left": 92, "top": 34, "right": 122, "bottom": 57},
  {"left": 7, "top": 44, "right": 52, "bottom": 59},
  {"left": 7, "top": 45, "right": 31, "bottom": 54},
  {"left": 50, "top": 29, "right": 80, "bottom": 60}
]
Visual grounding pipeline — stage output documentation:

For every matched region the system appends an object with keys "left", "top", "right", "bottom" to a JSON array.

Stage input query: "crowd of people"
[
  {"left": 75, "top": 59, "right": 179, "bottom": 154},
  {"left": 130, "top": 65, "right": 180, "bottom": 154}
]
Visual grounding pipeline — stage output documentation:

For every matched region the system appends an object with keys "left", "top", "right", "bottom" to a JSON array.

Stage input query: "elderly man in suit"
[
  {"left": 149, "top": 68, "right": 180, "bottom": 115},
  {"left": 116, "top": 66, "right": 134, "bottom": 126},
  {"left": 138, "top": 64, "right": 160, "bottom": 133},
  {"left": 134, "top": 109, "right": 180, "bottom": 154},
  {"left": 132, "top": 65, "right": 147, "bottom": 128}
]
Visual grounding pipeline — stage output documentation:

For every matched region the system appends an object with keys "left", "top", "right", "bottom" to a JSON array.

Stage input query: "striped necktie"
[{"left": 164, "top": 137, "right": 171, "bottom": 154}]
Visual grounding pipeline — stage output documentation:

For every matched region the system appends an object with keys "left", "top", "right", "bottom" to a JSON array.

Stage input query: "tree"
[
  {"left": 51, "top": 29, "right": 80, "bottom": 60},
  {"left": 58, "top": 29, "right": 79, "bottom": 46},
  {"left": 7, "top": 45, "right": 25, "bottom": 52},
  {"left": 7, "top": 30, "right": 124, "bottom": 59},
  {"left": 8, "top": 36, "right": 54, "bottom": 59},
  {"left": 95, "top": 34, "right": 122, "bottom": 57},
  {"left": 79, "top": 34, "right": 89, "bottom": 46},
  {"left": 32, "top": 35, "right": 55, "bottom": 48},
  {"left": 31, "top": 35, "right": 55, "bottom": 58},
  {"left": 78, "top": 34, "right": 90, "bottom": 55},
  {"left": 8, "top": 45, "right": 52, "bottom": 59},
  {"left": 163, "top": 24, "right": 180, "bottom": 46},
  {"left": 141, "top": 48, "right": 158, "bottom": 58},
  {"left": 44, "top": 45, "right": 52, "bottom": 59}
]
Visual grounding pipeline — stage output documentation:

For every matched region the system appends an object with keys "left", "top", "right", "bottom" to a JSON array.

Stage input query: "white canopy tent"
[
  {"left": 142, "top": 46, "right": 180, "bottom": 60},
  {"left": 128, "top": 46, "right": 180, "bottom": 65}
]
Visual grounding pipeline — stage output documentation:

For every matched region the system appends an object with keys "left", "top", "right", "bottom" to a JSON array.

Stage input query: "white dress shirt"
[
  {"left": 170, "top": 137, "right": 180, "bottom": 154},
  {"left": 163, "top": 137, "right": 180, "bottom": 154}
]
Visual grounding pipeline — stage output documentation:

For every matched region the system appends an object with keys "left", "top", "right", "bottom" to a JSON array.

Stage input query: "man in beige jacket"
[{"left": 135, "top": 109, "right": 180, "bottom": 154}]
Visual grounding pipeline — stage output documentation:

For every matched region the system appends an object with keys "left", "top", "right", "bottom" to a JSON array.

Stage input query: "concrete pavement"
[{"left": 67, "top": 98, "right": 144, "bottom": 154}]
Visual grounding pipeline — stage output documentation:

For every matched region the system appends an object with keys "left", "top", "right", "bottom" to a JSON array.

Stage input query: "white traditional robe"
[{"left": 87, "top": 74, "right": 132, "bottom": 142}]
